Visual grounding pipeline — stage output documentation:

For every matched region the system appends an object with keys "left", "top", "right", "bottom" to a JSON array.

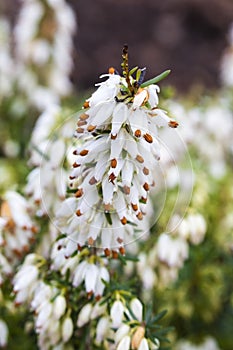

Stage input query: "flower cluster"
[
  {"left": 0, "top": 192, "right": 38, "bottom": 284},
  {"left": 25, "top": 104, "right": 75, "bottom": 217},
  {"left": 136, "top": 212, "right": 207, "bottom": 290},
  {"left": 77, "top": 296, "right": 161, "bottom": 350},
  {"left": 51, "top": 241, "right": 110, "bottom": 298},
  {"left": 56, "top": 46, "right": 178, "bottom": 255},
  {"left": 31, "top": 282, "right": 74, "bottom": 350},
  {"left": 14, "top": 0, "right": 76, "bottom": 110}
]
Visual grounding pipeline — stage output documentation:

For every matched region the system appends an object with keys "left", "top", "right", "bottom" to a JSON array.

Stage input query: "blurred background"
[{"left": 2, "top": 0, "right": 233, "bottom": 93}]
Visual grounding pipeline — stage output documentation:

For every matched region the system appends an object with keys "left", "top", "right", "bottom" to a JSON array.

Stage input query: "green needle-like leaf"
[{"left": 141, "top": 70, "right": 171, "bottom": 87}]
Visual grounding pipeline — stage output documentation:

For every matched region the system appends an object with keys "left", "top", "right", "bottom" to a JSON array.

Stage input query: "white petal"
[
  {"left": 117, "top": 335, "right": 131, "bottom": 350},
  {"left": 84, "top": 264, "right": 99, "bottom": 293},
  {"left": 111, "top": 103, "right": 128, "bottom": 136},
  {"left": 0, "top": 320, "right": 8, "bottom": 347},
  {"left": 77, "top": 303, "right": 93, "bottom": 327},
  {"left": 111, "top": 300, "right": 125, "bottom": 328},
  {"left": 130, "top": 298, "right": 143, "bottom": 322},
  {"left": 138, "top": 338, "right": 149, "bottom": 350},
  {"left": 115, "top": 324, "right": 130, "bottom": 344},
  {"left": 62, "top": 317, "right": 73, "bottom": 342},
  {"left": 53, "top": 295, "right": 66, "bottom": 319}
]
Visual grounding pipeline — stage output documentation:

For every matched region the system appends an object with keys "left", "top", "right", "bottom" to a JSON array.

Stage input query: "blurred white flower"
[
  {"left": 175, "top": 336, "right": 222, "bottom": 350},
  {"left": 0, "top": 319, "right": 9, "bottom": 348},
  {"left": 14, "top": 0, "right": 76, "bottom": 110},
  {"left": 157, "top": 233, "right": 189, "bottom": 268}
]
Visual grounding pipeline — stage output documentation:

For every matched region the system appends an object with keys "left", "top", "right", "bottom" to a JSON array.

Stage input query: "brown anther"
[
  {"left": 77, "top": 244, "right": 83, "bottom": 251},
  {"left": 87, "top": 124, "right": 96, "bottom": 132},
  {"left": 73, "top": 150, "right": 78, "bottom": 155},
  {"left": 29, "top": 236, "right": 36, "bottom": 244},
  {"left": 5, "top": 218, "right": 15, "bottom": 231},
  {"left": 108, "top": 67, "right": 115, "bottom": 74},
  {"left": 136, "top": 212, "right": 143, "bottom": 220},
  {"left": 104, "top": 248, "right": 111, "bottom": 257},
  {"left": 22, "top": 225, "right": 27, "bottom": 230},
  {"left": 73, "top": 162, "right": 80, "bottom": 168},
  {"left": 75, "top": 189, "right": 83, "bottom": 198},
  {"left": 136, "top": 154, "right": 144, "bottom": 163},
  {"left": 120, "top": 216, "right": 127, "bottom": 225},
  {"left": 80, "top": 149, "right": 89, "bottom": 156},
  {"left": 95, "top": 295, "right": 101, "bottom": 301},
  {"left": 134, "top": 129, "right": 141, "bottom": 138},
  {"left": 69, "top": 176, "right": 75, "bottom": 180},
  {"left": 34, "top": 199, "right": 41, "bottom": 205},
  {"left": 76, "top": 209, "right": 82, "bottom": 216},
  {"left": 23, "top": 245, "right": 29, "bottom": 253},
  {"left": 83, "top": 101, "right": 90, "bottom": 109},
  {"left": 131, "top": 203, "right": 138, "bottom": 211},
  {"left": 88, "top": 237, "right": 94, "bottom": 245},
  {"left": 31, "top": 226, "right": 38, "bottom": 234},
  {"left": 119, "top": 246, "right": 125, "bottom": 255},
  {"left": 104, "top": 203, "right": 111, "bottom": 212},
  {"left": 112, "top": 250, "right": 119, "bottom": 259},
  {"left": 89, "top": 176, "right": 97, "bottom": 185},
  {"left": 111, "top": 133, "right": 117, "bottom": 140},
  {"left": 168, "top": 120, "right": 179, "bottom": 128},
  {"left": 143, "top": 183, "right": 150, "bottom": 191},
  {"left": 123, "top": 186, "right": 130, "bottom": 195},
  {"left": 143, "top": 167, "right": 149, "bottom": 175},
  {"left": 76, "top": 127, "right": 84, "bottom": 133},
  {"left": 117, "top": 237, "right": 123, "bottom": 244},
  {"left": 151, "top": 180, "right": 156, "bottom": 187},
  {"left": 108, "top": 173, "right": 116, "bottom": 184},
  {"left": 13, "top": 249, "right": 22, "bottom": 257},
  {"left": 111, "top": 158, "right": 117, "bottom": 168},
  {"left": 143, "top": 133, "right": 153, "bottom": 143},
  {"left": 80, "top": 113, "right": 89, "bottom": 121},
  {"left": 87, "top": 291, "right": 93, "bottom": 299},
  {"left": 77, "top": 120, "right": 87, "bottom": 127}
]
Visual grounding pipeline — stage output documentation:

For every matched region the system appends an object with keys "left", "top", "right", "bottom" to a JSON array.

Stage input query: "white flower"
[
  {"left": 130, "top": 298, "right": 143, "bottom": 322},
  {"left": 0, "top": 319, "right": 8, "bottom": 347},
  {"left": 157, "top": 233, "right": 189, "bottom": 268},
  {"left": 71, "top": 260, "right": 109, "bottom": 297},
  {"left": 187, "top": 214, "right": 207, "bottom": 245},
  {"left": 13, "top": 254, "right": 40, "bottom": 305},
  {"left": 138, "top": 338, "right": 150, "bottom": 350},
  {"left": 56, "top": 66, "right": 177, "bottom": 253},
  {"left": 53, "top": 295, "right": 67, "bottom": 320},
  {"left": 117, "top": 335, "right": 131, "bottom": 350},
  {"left": 62, "top": 317, "right": 73, "bottom": 343},
  {"left": 111, "top": 300, "right": 125, "bottom": 328},
  {"left": 14, "top": 0, "right": 76, "bottom": 109},
  {"left": 115, "top": 324, "right": 131, "bottom": 344},
  {"left": 95, "top": 316, "right": 110, "bottom": 344},
  {"left": 77, "top": 303, "right": 93, "bottom": 328}
]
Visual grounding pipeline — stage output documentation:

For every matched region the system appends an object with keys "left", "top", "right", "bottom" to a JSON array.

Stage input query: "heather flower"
[
  {"left": 0, "top": 319, "right": 8, "bottom": 348},
  {"left": 0, "top": 191, "right": 38, "bottom": 283},
  {"left": 14, "top": 0, "right": 76, "bottom": 110},
  {"left": 56, "top": 45, "right": 178, "bottom": 254}
]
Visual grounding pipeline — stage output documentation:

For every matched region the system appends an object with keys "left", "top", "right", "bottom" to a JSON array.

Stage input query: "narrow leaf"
[{"left": 141, "top": 70, "right": 171, "bottom": 88}]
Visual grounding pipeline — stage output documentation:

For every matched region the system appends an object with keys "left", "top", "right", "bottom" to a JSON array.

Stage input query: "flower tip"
[
  {"left": 108, "top": 67, "right": 115, "bottom": 74},
  {"left": 83, "top": 101, "right": 90, "bottom": 109}
]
